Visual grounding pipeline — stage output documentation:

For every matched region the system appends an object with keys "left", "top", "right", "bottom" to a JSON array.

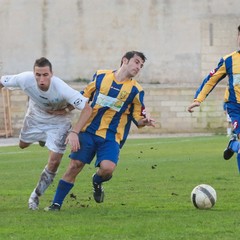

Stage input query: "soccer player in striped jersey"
[
  {"left": 0, "top": 57, "right": 92, "bottom": 210},
  {"left": 188, "top": 25, "right": 240, "bottom": 171},
  {"left": 45, "top": 51, "right": 155, "bottom": 210}
]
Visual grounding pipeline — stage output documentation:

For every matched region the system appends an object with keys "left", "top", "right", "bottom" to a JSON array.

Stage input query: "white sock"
[
  {"left": 34, "top": 167, "right": 57, "bottom": 196},
  {"left": 30, "top": 189, "right": 38, "bottom": 199}
]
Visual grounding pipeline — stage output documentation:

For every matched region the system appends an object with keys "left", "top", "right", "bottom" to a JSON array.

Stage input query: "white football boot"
[{"left": 28, "top": 190, "right": 39, "bottom": 210}]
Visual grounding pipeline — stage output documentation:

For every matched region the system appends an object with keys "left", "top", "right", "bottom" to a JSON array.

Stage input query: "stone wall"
[
  {"left": 0, "top": 83, "right": 227, "bottom": 137},
  {"left": 0, "top": 0, "right": 239, "bottom": 84}
]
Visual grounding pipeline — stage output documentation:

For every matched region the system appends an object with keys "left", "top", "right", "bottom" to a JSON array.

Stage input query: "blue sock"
[
  {"left": 230, "top": 141, "right": 239, "bottom": 153},
  {"left": 52, "top": 179, "right": 74, "bottom": 206},
  {"left": 93, "top": 173, "right": 112, "bottom": 184}
]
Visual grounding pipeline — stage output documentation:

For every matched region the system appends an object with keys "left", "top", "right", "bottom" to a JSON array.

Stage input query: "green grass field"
[{"left": 0, "top": 135, "right": 240, "bottom": 240}]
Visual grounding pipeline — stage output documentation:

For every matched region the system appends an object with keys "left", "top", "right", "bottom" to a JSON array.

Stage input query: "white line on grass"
[{"left": 0, "top": 150, "right": 45, "bottom": 155}]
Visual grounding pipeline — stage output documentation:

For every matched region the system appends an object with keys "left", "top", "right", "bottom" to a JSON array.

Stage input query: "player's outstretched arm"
[{"left": 187, "top": 101, "right": 201, "bottom": 113}]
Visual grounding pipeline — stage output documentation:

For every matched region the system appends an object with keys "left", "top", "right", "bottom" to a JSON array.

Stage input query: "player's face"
[
  {"left": 34, "top": 66, "right": 53, "bottom": 91},
  {"left": 124, "top": 54, "right": 144, "bottom": 78}
]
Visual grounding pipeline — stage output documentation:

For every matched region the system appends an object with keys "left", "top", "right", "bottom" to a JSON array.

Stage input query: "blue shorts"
[
  {"left": 69, "top": 132, "right": 120, "bottom": 167},
  {"left": 226, "top": 102, "right": 240, "bottom": 135}
]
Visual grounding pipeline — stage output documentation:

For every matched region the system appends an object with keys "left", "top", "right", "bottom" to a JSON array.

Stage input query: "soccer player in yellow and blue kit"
[
  {"left": 188, "top": 25, "right": 240, "bottom": 172},
  {"left": 45, "top": 51, "right": 155, "bottom": 210}
]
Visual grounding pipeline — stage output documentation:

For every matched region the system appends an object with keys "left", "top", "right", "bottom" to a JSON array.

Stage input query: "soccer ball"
[{"left": 191, "top": 184, "right": 217, "bottom": 210}]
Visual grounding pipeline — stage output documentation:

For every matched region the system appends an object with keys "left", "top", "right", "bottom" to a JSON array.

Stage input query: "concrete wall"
[
  {"left": 0, "top": 0, "right": 239, "bottom": 136},
  {"left": 0, "top": 0, "right": 239, "bottom": 83}
]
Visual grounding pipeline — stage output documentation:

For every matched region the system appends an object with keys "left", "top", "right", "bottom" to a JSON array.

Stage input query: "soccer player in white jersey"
[{"left": 0, "top": 57, "right": 92, "bottom": 210}]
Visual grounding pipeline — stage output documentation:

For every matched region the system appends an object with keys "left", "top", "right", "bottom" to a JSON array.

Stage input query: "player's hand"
[
  {"left": 187, "top": 101, "right": 201, "bottom": 113},
  {"left": 65, "top": 132, "right": 80, "bottom": 152},
  {"left": 138, "top": 117, "right": 156, "bottom": 127}
]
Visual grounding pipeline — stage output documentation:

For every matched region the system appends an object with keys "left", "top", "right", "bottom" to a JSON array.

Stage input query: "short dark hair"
[
  {"left": 120, "top": 51, "right": 147, "bottom": 66},
  {"left": 238, "top": 25, "right": 240, "bottom": 32},
  {"left": 34, "top": 57, "right": 52, "bottom": 72}
]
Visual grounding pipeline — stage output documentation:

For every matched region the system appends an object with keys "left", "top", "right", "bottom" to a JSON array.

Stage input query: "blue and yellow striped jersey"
[
  {"left": 194, "top": 51, "right": 240, "bottom": 103},
  {"left": 81, "top": 70, "right": 146, "bottom": 147}
]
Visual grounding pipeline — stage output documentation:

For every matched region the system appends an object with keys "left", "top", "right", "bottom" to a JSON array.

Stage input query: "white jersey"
[{"left": 1, "top": 71, "right": 88, "bottom": 124}]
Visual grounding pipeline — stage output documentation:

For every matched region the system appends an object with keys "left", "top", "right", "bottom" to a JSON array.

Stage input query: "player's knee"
[
  {"left": 100, "top": 160, "right": 116, "bottom": 173},
  {"left": 100, "top": 168, "right": 114, "bottom": 180},
  {"left": 69, "top": 160, "right": 84, "bottom": 171}
]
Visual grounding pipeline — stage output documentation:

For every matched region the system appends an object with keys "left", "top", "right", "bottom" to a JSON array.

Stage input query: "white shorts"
[{"left": 19, "top": 115, "right": 71, "bottom": 154}]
